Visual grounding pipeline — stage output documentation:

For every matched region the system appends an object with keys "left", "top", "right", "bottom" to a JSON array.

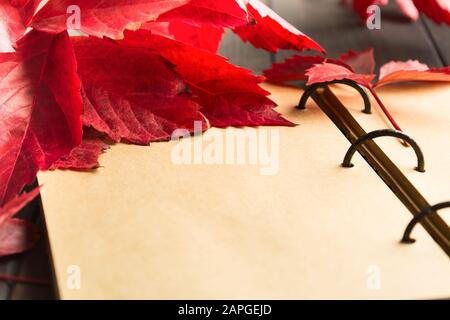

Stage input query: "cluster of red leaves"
[
  {"left": 265, "top": 47, "right": 450, "bottom": 131},
  {"left": 349, "top": 0, "right": 450, "bottom": 25},
  {"left": 0, "top": 0, "right": 323, "bottom": 257}
]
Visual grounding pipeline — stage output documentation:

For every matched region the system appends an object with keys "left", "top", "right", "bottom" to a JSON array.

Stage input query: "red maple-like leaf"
[
  {"left": 30, "top": 0, "right": 191, "bottom": 39},
  {"left": 0, "top": 0, "right": 40, "bottom": 52},
  {"left": 266, "top": 48, "right": 450, "bottom": 88},
  {"left": 0, "top": 187, "right": 40, "bottom": 258},
  {"left": 234, "top": 0, "right": 324, "bottom": 53},
  {"left": 143, "top": 20, "right": 225, "bottom": 53},
  {"left": 265, "top": 48, "right": 450, "bottom": 131},
  {"left": 142, "top": 0, "right": 250, "bottom": 53},
  {"left": 0, "top": 218, "right": 39, "bottom": 257},
  {"left": 158, "top": 0, "right": 249, "bottom": 28},
  {"left": 0, "top": 30, "right": 83, "bottom": 207},
  {"left": 73, "top": 36, "right": 208, "bottom": 145},
  {"left": 50, "top": 128, "right": 109, "bottom": 170},
  {"left": 123, "top": 30, "right": 294, "bottom": 128}
]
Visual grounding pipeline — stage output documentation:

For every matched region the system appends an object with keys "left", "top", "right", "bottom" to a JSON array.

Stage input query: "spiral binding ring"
[
  {"left": 342, "top": 129, "right": 426, "bottom": 173},
  {"left": 297, "top": 80, "right": 372, "bottom": 114},
  {"left": 401, "top": 202, "right": 450, "bottom": 243}
]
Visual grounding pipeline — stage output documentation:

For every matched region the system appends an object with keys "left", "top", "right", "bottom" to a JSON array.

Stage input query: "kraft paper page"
[{"left": 38, "top": 84, "right": 450, "bottom": 300}]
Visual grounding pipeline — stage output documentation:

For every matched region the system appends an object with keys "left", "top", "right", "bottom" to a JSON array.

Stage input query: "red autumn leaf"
[
  {"left": 0, "top": 30, "right": 83, "bottom": 207},
  {"left": 123, "top": 30, "right": 294, "bottom": 128},
  {"left": 306, "top": 62, "right": 375, "bottom": 87},
  {"left": 30, "top": 0, "right": 191, "bottom": 39},
  {"left": 375, "top": 60, "right": 450, "bottom": 87},
  {"left": 234, "top": 0, "right": 324, "bottom": 53},
  {"left": 73, "top": 36, "right": 208, "bottom": 145},
  {"left": 412, "top": 0, "right": 450, "bottom": 25},
  {"left": 0, "top": 187, "right": 40, "bottom": 224},
  {"left": 143, "top": 20, "right": 224, "bottom": 53},
  {"left": 0, "top": 0, "right": 40, "bottom": 52},
  {"left": 0, "top": 218, "right": 39, "bottom": 257},
  {"left": 339, "top": 48, "right": 375, "bottom": 75},
  {"left": 352, "top": 0, "right": 388, "bottom": 20},
  {"left": 157, "top": 0, "right": 249, "bottom": 28},
  {"left": 264, "top": 55, "right": 325, "bottom": 83},
  {"left": 50, "top": 128, "right": 109, "bottom": 170},
  {"left": 0, "top": 187, "right": 40, "bottom": 258},
  {"left": 351, "top": 0, "right": 449, "bottom": 24}
]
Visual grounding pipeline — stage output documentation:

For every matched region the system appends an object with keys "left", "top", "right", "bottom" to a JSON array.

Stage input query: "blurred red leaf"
[
  {"left": 0, "top": 30, "right": 83, "bottom": 206},
  {"left": 50, "top": 128, "right": 109, "bottom": 170},
  {"left": 0, "top": 218, "right": 39, "bottom": 257},
  {"left": 143, "top": 20, "right": 224, "bottom": 52},
  {"left": 0, "top": 187, "right": 40, "bottom": 224},
  {"left": 412, "top": 0, "right": 450, "bottom": 25}
]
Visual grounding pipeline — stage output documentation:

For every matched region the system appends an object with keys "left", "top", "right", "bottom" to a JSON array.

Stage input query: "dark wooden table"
[{"left": 1, "top": 0, "right": 448, "bottom": 300}]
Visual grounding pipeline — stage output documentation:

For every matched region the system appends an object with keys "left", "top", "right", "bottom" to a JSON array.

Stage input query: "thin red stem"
[
  {"left": 368, "top": 87, "right": 402, "bottom": 132},
  {"left": 0, "top": 274, "right": 51, "bottom": 286}
]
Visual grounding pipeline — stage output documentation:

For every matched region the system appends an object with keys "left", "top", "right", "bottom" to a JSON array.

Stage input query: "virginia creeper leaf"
[
  {"left": 0, "top": 30, "right": 83, "bottom": 206},
  {"left": 264, "top": 55, "right": 354, "bottom": 84},
  {"left": 0, "top": 187, "right": 40, "bottom": 224},
  {"left": 339, "top": 48, "right": 375, "bottom": 75},
  {"left": 50, "top": 128, "right": 109, "bottom": 170},
  {"left": 73, "top": 36, "right": 208, "bottom": 145},
  {"left": 234, "top": 0, "right": 324, "bottom": 53},
  {"left": 123, "top": 30, "right": 294, "bottom": 128},
  {"left": 0, "top": 0, "right": 40, "bottom": 52},
  {"left": 306, "top": 62, "right": 375, "bottom": 87},
  {"left": 30, "top": 0, "right": 190, "bottom": 39},
  {"left": 375, "top": 60, "right": 450, "bottom": 87}
]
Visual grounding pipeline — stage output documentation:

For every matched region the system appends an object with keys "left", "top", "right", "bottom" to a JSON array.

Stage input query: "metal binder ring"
[
  {"left": 342, "top": 129, "right": 426, "bottom": 173},
  {"left": 401, "top": 202, "right": 450, "bottom": 244},
  {"left": 297, "top": 80, "right": 372, "bottom": 114}
]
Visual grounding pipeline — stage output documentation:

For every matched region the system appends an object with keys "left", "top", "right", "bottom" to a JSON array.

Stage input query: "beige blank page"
[{"left": 38, "top": 84, "right": 450, "bottom": 300}]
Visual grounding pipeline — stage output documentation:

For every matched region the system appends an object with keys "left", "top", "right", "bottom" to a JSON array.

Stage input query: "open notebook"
[{"left": 38, "top": 83, "right": 450, "bottom": 299}]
